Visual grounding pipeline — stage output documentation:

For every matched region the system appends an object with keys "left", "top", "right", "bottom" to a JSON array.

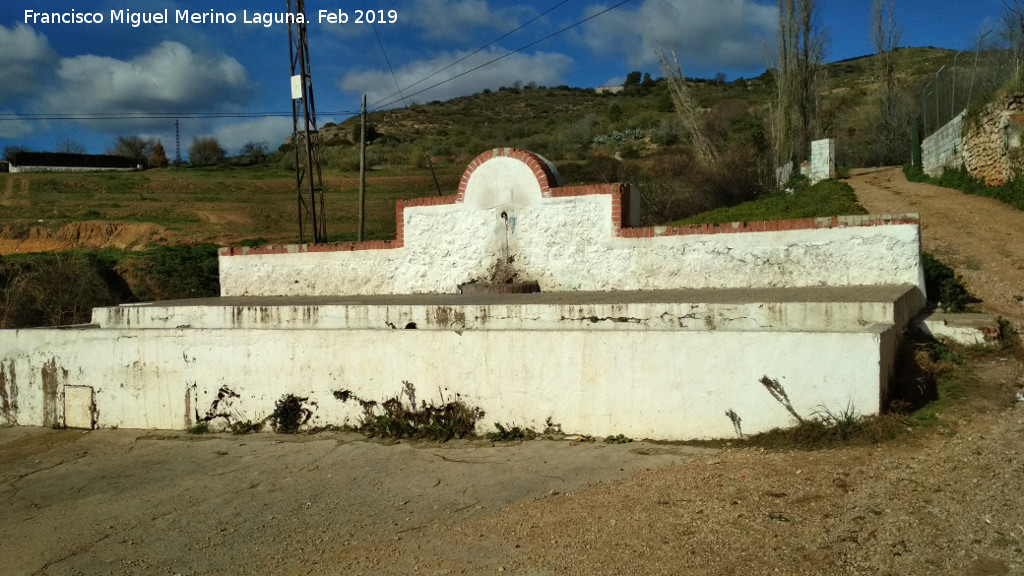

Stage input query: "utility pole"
[
  {"left": 174, "top": 119, "right": 181, "bottom": 164},
  {"left": 358, "top": 94, "right": 366, "bottom": 242},
  {"left": 287, "top": 0, "right": 326, "bottom": 244}
]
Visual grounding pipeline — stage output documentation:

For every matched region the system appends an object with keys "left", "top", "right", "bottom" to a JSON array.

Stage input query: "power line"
[
  {"left": 367, "top": 0, "right": 572, "bottom": 110},
  {"left": 0, "top": 110, "right": 361, "bottom": 121},
  {"left": 364, "top": 0, "right": 406, "bottom": 108},
  {"left": 371, "top": 0, "right": 637, "bottom": 111}
]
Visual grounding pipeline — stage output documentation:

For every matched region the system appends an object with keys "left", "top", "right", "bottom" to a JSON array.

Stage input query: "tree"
[
  {"left": 869, "top": 0, "right": 914, "bottom": 165},
  {"left": 150, "top": 140, "right": 168, "bottom": 168},
  {"left": 189, "top": 137, "right": 225, "bottom": 166},
  {"left": 56, "top": 138, "right": 85, "bottom": 154},
  {"left": 772, "top": 0, "right": 827, "bottom": 165},
  {"left": 1004, "top": 0, "right": 1024, "bottom": 81},
  {"left": 2, "top": 146, "right": 28, "bottom": 162},
  {"left": 623, "top": 71, "right": 642, "bottom": 88},
  {"left": 109, "top": 135, "right": 154, "bottom": 166},
  {"left": 239, "top": 141, "right": 268, "bottom": 165}
]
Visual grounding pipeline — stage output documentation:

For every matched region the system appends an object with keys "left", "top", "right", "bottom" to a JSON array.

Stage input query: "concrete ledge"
[
  {"left": 917, "top": 312, "right": 1001, "bottom": 347},
  {"left": 92, "top": 285, "right": 923, "bottom": 333}
]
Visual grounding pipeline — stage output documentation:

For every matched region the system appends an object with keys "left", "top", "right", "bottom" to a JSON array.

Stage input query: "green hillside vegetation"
[{"left": 313, "top": 47, "right": 964, "bottom": 172}]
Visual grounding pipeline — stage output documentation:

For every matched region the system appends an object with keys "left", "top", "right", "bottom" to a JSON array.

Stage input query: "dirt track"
[
  {"left": 849, "top": 167, "right": 1024, "bottom": 332},
  {"left": 2, "top": 168, "right": 1024, "bottom": 575}
]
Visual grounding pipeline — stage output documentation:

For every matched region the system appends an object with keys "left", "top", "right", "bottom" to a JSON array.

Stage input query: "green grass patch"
[{"left": 670, "top": 178, "right": 867, "bottom": 226}]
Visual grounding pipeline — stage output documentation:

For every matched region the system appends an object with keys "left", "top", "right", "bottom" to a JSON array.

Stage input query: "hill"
[{"left": 313, "top": 47, "right": 967, "bottom": 170}]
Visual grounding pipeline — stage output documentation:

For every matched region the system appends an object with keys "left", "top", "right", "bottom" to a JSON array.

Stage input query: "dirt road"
[
  {"left": 2, "top": 167, "right": 1024, "bottom": 575},
  {"left": 849, "top": 167, "right": 1024, "bottom": 332}
]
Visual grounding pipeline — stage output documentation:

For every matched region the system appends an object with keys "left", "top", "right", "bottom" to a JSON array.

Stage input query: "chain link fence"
[{"left": 921, "top": 48, "right": 1015, "bottom": 138}]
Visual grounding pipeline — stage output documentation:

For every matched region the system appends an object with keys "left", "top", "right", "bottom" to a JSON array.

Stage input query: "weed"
[
  {"left": 604, "top": 433, "right": 632, "bottom": 444},
  {"left": 759, "top": 376, "right": 803, "bottom": 423},
  {"left": 357, "top": 383, "right": 484, "bottom": 442},
  {"left": 489, "top": 423, "right": 536, "bottom": 442},
  {"left": 743, "top": 407, "right": 906, "bottom": 450},
  {"left": 188, "top": 421, "right": 212, "bottom": 435},
  {"left": 929, "top": 341, "right": 965, "bottom": 365},
  {"left": 542, "top": 417, "right": 564, "bottom": 437},
  {"left": 228, "top": 420, "right": 262, "bottom": 435},
  {"left": 269, "top": 394, "right": 312, "bottom": 434},
  {"left": 725, "top": 409, "right": 743, "bottom": 438}
]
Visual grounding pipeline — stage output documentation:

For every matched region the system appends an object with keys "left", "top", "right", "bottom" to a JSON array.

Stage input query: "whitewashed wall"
[
  {"left": 220, "top": 196, "right": 924, "bottom": 297},
  {"left": 0, "top": 324, "right": 895, "bottom": 440}
]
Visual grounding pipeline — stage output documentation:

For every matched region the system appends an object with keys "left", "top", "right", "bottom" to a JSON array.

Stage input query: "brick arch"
[{"left": 455, "top": 148, "right": 560, "bottom": 203}]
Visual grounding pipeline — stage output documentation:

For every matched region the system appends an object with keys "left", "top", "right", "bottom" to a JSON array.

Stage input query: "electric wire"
[
  {"left": 367, "top": 0, "right": 572, "bottom": 110},
  {"left": 363, "top": 0, "right": 406, "bottom": 108},
  {"left": 0, "top": 111, "right": 361, "bottom": 122},
  {"left": 370, "top": 0, "right": 636, "bottom": 111}
]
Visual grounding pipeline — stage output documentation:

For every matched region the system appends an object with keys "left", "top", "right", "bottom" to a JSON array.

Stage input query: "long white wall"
[
  {"left": 220, "top": 197, "right": 924, "bottom": 297},
  {"left": 0, "top": 324, "right": 895, "bottom": 440}
]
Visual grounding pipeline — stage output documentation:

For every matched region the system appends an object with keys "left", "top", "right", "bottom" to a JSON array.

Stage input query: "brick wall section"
[
  {"left": 456, "top": 148, "right": 556, "bottom": 202},
  {"left": 618, "top": 214, "right": 919, "bottom": 239}
]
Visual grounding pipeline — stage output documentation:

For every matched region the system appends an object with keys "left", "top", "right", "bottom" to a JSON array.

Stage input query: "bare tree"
[
  {"left": 869, "top": 0, "right": 914, "bottom": 165},
  {"left": 773, "top": 0, "right": 827, "bottom": 164},
  {"left": 56, "top": 138, "right": 85, "bottom": 155},
  {"left": 109, "top": 135, "right": 154, "bottom": 166},
  {"left": 658, "top": 49, "right": 717, "bottom": 164},
  {"left": 1004, "top": 0, "right": 1024, "bottom": 80},
  {"left": 240, "top": 141, "right": 269, "bottom": 165}
]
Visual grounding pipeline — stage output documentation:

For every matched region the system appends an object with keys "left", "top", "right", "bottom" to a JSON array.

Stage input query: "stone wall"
[
  {"left": 922, "top": 112, "right": 965, "bottom": 177},
  {"left": 962, "top": 93, "right": 1024, "bottom": 186}
]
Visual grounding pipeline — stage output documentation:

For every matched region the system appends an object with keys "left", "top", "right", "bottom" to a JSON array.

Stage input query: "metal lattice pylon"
[{"left": 287, "top": 0, "right": 326, "bottom": 243}]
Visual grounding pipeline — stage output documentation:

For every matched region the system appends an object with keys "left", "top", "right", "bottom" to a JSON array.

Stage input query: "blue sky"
[{"left": 0, "top": 0, "right": 1007, "bottom": 158}]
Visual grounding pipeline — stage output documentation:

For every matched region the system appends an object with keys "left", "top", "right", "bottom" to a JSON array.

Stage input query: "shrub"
[
  {"left": 269, "top": 394, "right": 312, "bottom": 433},
  {"left": 119, "top": 244, "right": 220, "bottom": 301},
  {"left": 921, "top": 252, "right": 974, "bottom": 312},
  {"left": 0, "top": 252, "right": 126, "bottom": 328}
]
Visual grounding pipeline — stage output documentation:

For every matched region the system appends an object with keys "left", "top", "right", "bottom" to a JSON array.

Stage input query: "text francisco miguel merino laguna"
[{"left": 23, "top": 8, "right": 399, "bottom": 27}]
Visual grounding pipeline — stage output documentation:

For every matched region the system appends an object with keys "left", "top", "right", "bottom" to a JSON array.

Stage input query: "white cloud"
[
  {"left": 0, "top": 25, "right": 59, "bottom": 101},
  {"left": 211, "top": 116, "right": 293, "bottom": 155},
  {"left": 0, "top": 109, "right": 34, "bottom": 139},
  {"left": 580, "top": 0, "right": 776, "bottom": 71},
  {"left": 340, "top": 47, "right": 573, "bottom": 107},
  {"left": 405, "top": 0, "right": 525, "bottom": 43},
  {"left": 40, "top": 41, "right": 252, "bottom": 132}
]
